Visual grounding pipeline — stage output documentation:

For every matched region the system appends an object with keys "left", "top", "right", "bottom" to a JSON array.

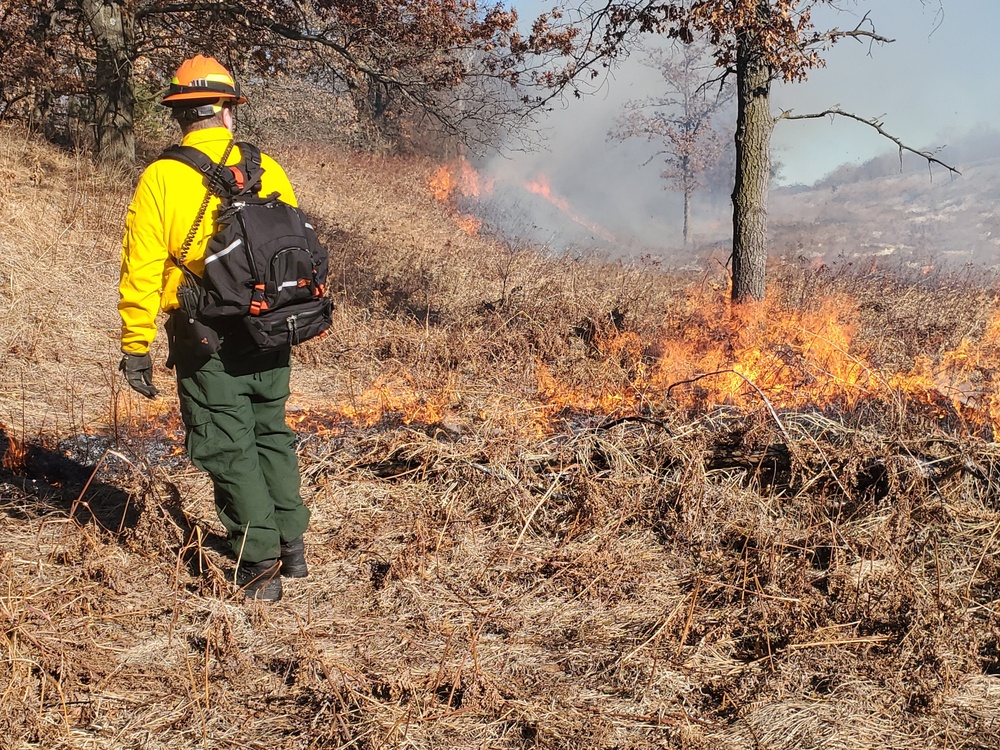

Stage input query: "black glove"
[{"left": 119, "top": 353, "right": 159, "bottom": 399}]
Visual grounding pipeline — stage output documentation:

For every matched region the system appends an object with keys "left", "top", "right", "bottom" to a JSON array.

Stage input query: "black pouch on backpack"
[
  {"left": 172, "top": 269, "right": 222, "bottom": 357},
  {"left": 165, "top": 311, "right": 221, "bottom": 369},
  {"left": 243, "top": 296, "right": 333, "bottom": 351}
]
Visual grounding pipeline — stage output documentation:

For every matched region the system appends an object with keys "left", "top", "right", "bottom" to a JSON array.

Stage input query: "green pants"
[{"left": 175, "top": 347, "right": 310, "bottom": 563}]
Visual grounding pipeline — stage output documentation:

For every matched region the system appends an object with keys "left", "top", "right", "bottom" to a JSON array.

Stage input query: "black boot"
[
  {"left": 279, "top": 536, "right": 308, "bottom": 578},
  {"left": 236, "top": 559, "right": 283, "bottom": 601}
]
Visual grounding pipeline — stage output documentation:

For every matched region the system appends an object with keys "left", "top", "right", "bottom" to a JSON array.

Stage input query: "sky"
[
  {"left": 505, "top": 0, "right": 999, "bottom": 184},
  {"left": 769, "top": 0, "right": 999, "bottom": 184},
  {"left": 474, "top": 0, "right": 1000, "bottom": 250}
]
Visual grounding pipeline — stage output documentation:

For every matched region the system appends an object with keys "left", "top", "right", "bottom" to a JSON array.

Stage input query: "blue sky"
[{"left": 501, "top": 0, "right": 997, "bottom": 185}]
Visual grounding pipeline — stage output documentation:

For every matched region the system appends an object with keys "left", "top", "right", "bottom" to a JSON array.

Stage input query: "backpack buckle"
[
  {"left": 249, "top": 283, "right": 268, "bottom": 316},
  {"left": 229, "top": 166, "right": 245, "bottom": 191}
]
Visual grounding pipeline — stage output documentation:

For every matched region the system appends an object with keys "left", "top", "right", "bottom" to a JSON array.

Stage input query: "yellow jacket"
[{"left": 118, "top": 128, "right": 297, "bottom": 355}]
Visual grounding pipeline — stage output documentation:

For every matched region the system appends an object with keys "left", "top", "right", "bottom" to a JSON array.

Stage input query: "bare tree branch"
[
  {"left": 823, "top": 28, "right": 894, "bottom": 47},
  {"left": 778, "top": 106, "right": 960, "bottom": 177},
  {"left": 823, "top": 12, "right": 895, "bottom": 46}
]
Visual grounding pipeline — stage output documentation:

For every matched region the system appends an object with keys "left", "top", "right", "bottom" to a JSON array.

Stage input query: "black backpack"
[{"left": 160, "top": 141, "right": 332, "bottom": 351}]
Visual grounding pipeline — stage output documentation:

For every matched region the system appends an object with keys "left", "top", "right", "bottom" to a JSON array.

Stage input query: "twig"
[
  {"left": 580, "top": 703, "right": 715, "bottom": 728},
  {"left": 619, "top": 597, "right": 689, "bottom": 665},
  {"left": 726, "top": 635, "right": 892, "bottom": 675},
  {"left": 676, "top": 579, "right": 701, "bottom": 659},
  {"left": 506, "top": 474, "right": 562, "bottom": 566},
  {"left": 596, "top": 415, "right": 674, "bottom": 435},
  {"left": 798, "top": 430, "right": 854, "bottom": 502},
  {"left": 703, "top": 578, "right": 802, "bottom": 603},
  {"left": 68, "top": 449, "right": 138, "bottom": 533},
  {"left": 964, "top": 518, "right": 1000, "bottom": 601},
  {"left": 667, "top": 369, "right": 795, "bottom": 446}
]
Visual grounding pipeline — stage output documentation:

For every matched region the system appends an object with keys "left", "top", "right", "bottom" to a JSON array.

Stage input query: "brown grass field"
[{"left": 3, "top": 121, "right": 1000, "bottom": 749}]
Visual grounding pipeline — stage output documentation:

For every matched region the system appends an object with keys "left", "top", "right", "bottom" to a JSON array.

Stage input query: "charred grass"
[{"left": 2, "top": 125, "right": 1000, "bottom": 748}]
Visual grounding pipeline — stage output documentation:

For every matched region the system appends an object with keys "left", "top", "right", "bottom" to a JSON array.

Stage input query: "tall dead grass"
[{"left": 0, "top": 125, "right": 132, "bottom": 435}]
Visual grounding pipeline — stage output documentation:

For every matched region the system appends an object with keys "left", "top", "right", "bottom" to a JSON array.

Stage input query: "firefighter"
[{"left": 117, "top": 55, "right": 310, "bottom": 601}]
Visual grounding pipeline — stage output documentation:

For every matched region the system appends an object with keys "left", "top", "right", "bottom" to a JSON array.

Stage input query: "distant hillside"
[
  {"left": 450, "top": 127, "right": 1000, "bottom": 272},
  {"left": 763, "top": 127, "right": 1000, "bottom": 270},
  {"left": 813, "top": 126, "right": 1000, "bottom": 190}
]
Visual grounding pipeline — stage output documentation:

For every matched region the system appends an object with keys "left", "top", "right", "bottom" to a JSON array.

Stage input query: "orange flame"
[
  {"left": 330, "top": 374, "right": 457, "bottom": 427},
  {"left": 429, "top": 159, "right": 494, "bottom": 202},
  {"left": 1, "top": 429, "right": 27, "bottom": 472},
  {"left": 429, "top": 165, "right": 456, "bottom": 203},
  {"left": 429, "top": 159, "right": 493, "bottom": 236},
  {"left": 112, "top": 401, "right": 187, "bottom": 456},
  {"left": 530, "top": 288, "right": 1000, "bottom": 433},
  {"left": 287, "top": 374, "right": 459, "bottom": 432},
  {"left": 455, "top": 215, "right": 481, "bottom": 236},
  {"left": 524, "top": 174, "right": 616, "bottom": 243}
]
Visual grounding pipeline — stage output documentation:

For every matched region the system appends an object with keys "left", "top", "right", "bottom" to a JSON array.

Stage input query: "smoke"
[
  {"left": 471, "top": 49, "right": 732, "bottom": 261},
  {"left": 464, "top": 0, "right": 1000, "bottom": 266}
]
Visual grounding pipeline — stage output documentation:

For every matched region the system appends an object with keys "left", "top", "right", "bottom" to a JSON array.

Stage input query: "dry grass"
[
  {"left": 0, "top": 127, "right": 130, "bottom": 435},
  {"left": 3, "top": 123, "right": 1000, "bottom": 749}
]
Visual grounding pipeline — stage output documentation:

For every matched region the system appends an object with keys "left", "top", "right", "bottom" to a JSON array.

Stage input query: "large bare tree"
[{"left": 82, "top": 0, "right": 135, "bottom": 163}]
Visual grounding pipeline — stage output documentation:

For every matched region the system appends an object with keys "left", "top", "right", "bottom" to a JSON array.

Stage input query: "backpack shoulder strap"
[
  {"left": 233, "top": 142, "right": 265, "bottom": 196},
  {"left": 159, "top": 142, "right": 252, "bottom": 197},
  {"left": 159, "top": 145, "right": 218, "bottom": 182},
  {"left": 237, "top": 142, "right": 261, "bottom": 170},
  {"left": 158, "top": 140, "right": 235, "bottom": 265}
]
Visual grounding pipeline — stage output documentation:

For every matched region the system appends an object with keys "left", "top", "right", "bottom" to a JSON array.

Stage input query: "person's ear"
[{"left": 222, "top": 106, "right": 234, "bottom": 133}]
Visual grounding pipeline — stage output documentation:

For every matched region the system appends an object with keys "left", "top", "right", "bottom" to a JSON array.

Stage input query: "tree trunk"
[
  {"left": 730, "top": 22, "right": 773, "bottom": 303},
  {"left": 82, "top": 0, "right": 135, "bottom": 164},
  {"left": 682, "top": 164, "right": 692, "bottom": 248},
  {"left": 346, "top": 70, "right": 398, "bottom": 151}
]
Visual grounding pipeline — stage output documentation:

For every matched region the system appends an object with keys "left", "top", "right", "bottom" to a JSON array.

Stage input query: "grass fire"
[{"left": 2, "top": 122, "right": 1000, "bottom": 750}]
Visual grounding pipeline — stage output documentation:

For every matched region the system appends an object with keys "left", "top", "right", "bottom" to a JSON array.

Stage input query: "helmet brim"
[{"left": 160, "top": 91, "right": 248, "bottom": 106}]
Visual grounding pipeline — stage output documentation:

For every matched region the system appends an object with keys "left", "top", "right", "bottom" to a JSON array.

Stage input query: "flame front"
[
  {"left": 430, "top": 162, "right": 617, "bottom": 243},
  {"left": 108, "top": 286, "right": 1000, "bottom": 446},
  {"left": 534, "top": 288, "right": 1000, "bottom": 432},
  {"left": 429, "top": 159, "right": 493, "bottom": 235},
  {"left": 330, "top": 373, "right": 457, "bottom": 427},
  {"left": 524, "top": 173, "right": 616, "bottom": 243}
]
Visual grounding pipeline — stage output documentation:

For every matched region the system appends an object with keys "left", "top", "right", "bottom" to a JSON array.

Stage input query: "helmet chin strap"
[
  {"left": 174, "top": 101, "right": 237, "bottom": 130},
  {"left": 173, "top": 103, "right": 217, "bottom": 124}
]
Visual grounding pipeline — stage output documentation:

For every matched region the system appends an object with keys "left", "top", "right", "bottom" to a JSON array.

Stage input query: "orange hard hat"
[{"left": 160, "top": 55, "right": 247, "bottom": 107}]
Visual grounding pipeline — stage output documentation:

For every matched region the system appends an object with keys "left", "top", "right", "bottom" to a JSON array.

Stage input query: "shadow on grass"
[
  {"left": 0, "top": 425, "right": 238, "bottom": 587},
  {"left": 0, "top": 425, "right": 141, "bottom": 533}
]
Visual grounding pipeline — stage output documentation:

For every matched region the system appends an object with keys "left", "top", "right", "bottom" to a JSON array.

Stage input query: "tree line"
[{"left": 1, "top": 0, "right": 575, "bottom": 163}]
